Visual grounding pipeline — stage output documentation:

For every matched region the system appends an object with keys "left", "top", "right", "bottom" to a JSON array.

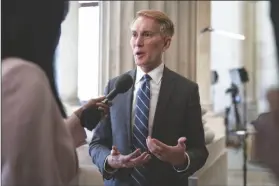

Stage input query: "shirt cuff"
[
  {"left": 104, "top": 156, "right": 118, "bottom": 174},
  {"left": 173, "top": 152, "right": 190, "bottom": 172}
]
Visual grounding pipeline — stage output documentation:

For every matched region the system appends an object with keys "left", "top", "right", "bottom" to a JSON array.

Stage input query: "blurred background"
[{"left": 55, "top": 1, "right": 278, "bottom": 185}]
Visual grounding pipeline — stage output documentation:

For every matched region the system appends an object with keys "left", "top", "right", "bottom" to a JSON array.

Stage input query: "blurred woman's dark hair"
[{"left": 2, "top": 0, "right": 69, "bottom": 118}]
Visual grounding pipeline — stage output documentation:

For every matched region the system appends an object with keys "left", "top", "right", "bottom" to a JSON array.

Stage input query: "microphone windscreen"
[{"left": 114, "top": 74, "right": 133, "bottom": 93}]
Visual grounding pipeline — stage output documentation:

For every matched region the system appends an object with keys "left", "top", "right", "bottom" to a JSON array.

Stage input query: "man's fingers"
[
  {"left": 146, "top": 137, "right": 171, "bottom": 162},
  {"left": 111, "top": 146, "right": 120, "bottom": 155},
  {"left": 111, "top": 150, "right": 120, "bottom": 156},
  {"left": 152, "top": 138, "right": 169, "bottom": 149},
  {"left": 146, "top": 137, "right": 163, "bottom": 154},
  {"left": 121, "top": 149, "right": 141, "bottom": 167},
  {"left": 142, "top": 153, "right": 151, "bottom": 163},
  {"left": 129, "top": 152, "right": 148, "bottom": 163},
  {"left": 111, "top": 150, "right": 117, "bottom": 155},
  {"left": 112, "top": 146, "right": 118, "bottom": 151},
  {"left": 125, "top": 152, "right": 151, "bottom": 167},
  {"left": 125, "top": 149, "right": 141, "bottom": 161},
  {"left": 177, "top": 137, "right": 187, "bottom": 148}
]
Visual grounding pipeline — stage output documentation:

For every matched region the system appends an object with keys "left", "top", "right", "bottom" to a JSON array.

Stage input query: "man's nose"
[{"left": 135, "top": 36, "right": 144, "bottom": 47}]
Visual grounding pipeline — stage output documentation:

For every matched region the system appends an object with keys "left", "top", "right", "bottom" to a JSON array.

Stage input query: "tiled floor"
[
  {"left": 228, "top": 170, "right": 277, "bottom": 186},
  {"left": 227, "top": 148, "right": 278, "bottom": 186},
  {"left": 224, "top": 105, "right": 278, "bottom": 185}
]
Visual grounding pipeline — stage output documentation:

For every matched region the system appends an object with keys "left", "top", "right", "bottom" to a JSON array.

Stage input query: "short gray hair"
[{"left": 130, "top": 9, "right": 175, "bottom": 37}]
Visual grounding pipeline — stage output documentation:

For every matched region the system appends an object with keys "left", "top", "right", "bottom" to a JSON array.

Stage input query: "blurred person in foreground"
[
  {"left": 252, "top": 0, "right": 279, "bottom": 182},
  {"left": 2, "top": 0, "right": 108, "bottom": 185}
]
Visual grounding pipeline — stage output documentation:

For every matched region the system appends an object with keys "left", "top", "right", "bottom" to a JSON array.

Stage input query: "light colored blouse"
[{"left": 2, "top": 58, "right": 88, "bottom": 186}]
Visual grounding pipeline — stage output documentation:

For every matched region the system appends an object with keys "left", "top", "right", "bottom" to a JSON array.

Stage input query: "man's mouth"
[{"left": 135, "top": 52, "right": 145, "bottom": 57}]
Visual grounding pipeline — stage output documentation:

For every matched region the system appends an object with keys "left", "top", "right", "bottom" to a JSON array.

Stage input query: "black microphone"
[
  {"left": 80, "top": 74, "right": 133, "bottom": 131},
  {"left": 102, "top": 74, "right": 134, "bottom": 104}
]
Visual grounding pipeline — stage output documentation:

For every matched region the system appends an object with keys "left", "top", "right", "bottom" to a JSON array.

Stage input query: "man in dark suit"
[{"left": 89, "top": 10, "right": 209, "bottom": 186}]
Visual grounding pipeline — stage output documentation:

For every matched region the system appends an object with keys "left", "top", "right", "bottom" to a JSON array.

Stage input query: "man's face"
[{"left": 130, "top": 16, "right": 171, "bottom": 70}]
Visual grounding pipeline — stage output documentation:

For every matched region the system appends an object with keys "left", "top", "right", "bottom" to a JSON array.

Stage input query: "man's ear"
[{"left": 163, "top": 37, "right": 171, "bottom": 52}]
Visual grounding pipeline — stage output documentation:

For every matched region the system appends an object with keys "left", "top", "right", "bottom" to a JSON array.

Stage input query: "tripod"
[{"left": 225, "top": 83, "right": 248, "bottom": 186}]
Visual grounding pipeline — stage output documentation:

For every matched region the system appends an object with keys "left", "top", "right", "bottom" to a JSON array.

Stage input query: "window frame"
[{"left": 79, "top": 1, "right": 98, "bottom": 8}]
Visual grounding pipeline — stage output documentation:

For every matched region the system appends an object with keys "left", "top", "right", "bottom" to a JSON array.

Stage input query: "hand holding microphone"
[
  {"left": 74, "top": 96, "right": 110, "bottom": 119},
  {"left": 78, "top": 74, "right": 133, "bottom": 131}
]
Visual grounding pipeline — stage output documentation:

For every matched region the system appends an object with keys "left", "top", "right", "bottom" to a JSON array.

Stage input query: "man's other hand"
[
  {"left": 146, "top": 136, "right": 188, "bottom": 167},
  {"left": 106, "top": 146, "right": 151, "bottom": 169}
]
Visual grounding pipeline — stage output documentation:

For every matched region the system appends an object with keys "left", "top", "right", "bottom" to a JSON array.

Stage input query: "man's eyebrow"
[
  {"left": 131, "top": 30, "right": 154, "bottom": 33},
  {"left": 142, "top": 30, "right": 153, "bottom": 33}
]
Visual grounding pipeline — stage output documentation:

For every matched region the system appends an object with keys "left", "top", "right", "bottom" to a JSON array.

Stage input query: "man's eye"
[
  {"left": 143, "top": 32, "right": 152, "bottom": 37},
  {"left": 144, "top": 33, "right": 151, "bottom": 37}
]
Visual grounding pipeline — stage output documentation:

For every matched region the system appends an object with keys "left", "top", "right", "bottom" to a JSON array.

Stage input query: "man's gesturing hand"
[
  {"left": 146, "top": 136, "right": 188, "bottom": 166},
  {"left": 107, "top": 146, "right": 151, "bottom": 169}
]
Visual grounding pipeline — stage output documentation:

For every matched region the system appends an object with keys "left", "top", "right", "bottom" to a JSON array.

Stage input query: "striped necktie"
[{"left": 131, "top": 74, "right": 151, "bottom": 186}]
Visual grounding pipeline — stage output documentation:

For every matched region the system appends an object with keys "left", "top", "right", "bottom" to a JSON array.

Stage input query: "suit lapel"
[
  {"left": 152, "top": 67, "right": 176, "bottom": 137},
  {"left": 124, "top": 69, "right": 136, "bottom": 148}
]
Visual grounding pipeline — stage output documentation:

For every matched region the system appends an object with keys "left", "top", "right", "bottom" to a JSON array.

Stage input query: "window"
[{"left": 77, "top": 1, "right": 100, "bottom": 102}]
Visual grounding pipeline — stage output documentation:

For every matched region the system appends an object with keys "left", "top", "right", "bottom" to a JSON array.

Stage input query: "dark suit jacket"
[{"left": 89, "top": 67, "right": 209, "bottom": 186}]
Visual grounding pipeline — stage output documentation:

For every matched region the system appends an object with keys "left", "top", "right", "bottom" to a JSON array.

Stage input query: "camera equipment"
[
  {"left": 225, "top": 67, "right": 249, "bottom": 186},
  {"left": 211, "top": 70, "right": 219, "bottom": 85}
]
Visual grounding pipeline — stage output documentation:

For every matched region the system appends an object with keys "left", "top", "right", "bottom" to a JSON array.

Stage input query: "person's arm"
[
  {"left": 2, "top": 60, "right": 78, "bottom": 186},
  {"left": 65, "top": 114, "right": 87, "bottom": 148},
  {"left": 178, "top": 84, "right": 209, "bottom": 176},
  {"left": 64, "top": 95, "right": 109, "bottom": 148},
  {"left": 89, "top": 81, "right": 116, "bottom": 180}
]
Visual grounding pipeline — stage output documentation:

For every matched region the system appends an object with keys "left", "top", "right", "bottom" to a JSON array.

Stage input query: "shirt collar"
[{"left": 135, "top": 63, "right": 164, "bottom": 85}]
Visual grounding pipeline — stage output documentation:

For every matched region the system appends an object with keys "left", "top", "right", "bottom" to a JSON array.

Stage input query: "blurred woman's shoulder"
[
  {"left": 2, "top": 57, "right": 51, "bottom": 99},
  {"left": 2, "top": 57, "right": 80, "bottom": 186},
  {"left": 2, "top": 57, "right": 47, "bottom": 81}
]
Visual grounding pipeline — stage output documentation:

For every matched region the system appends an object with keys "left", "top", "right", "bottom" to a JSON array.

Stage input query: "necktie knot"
[{"left": 142, "top": 74, "right": 151, "bottom": 82}]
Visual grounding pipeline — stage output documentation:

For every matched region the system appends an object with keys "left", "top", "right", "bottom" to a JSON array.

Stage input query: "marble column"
[
  {"left": 241, "top": 2, "right": 257, "bottom": 107},
  {"left": 98, "top": 1, "right": 204, "bottom": 95},
  {"left": 56, "top": 2, "right": 79, "bottom": 105},
  {"left": 195, "top": 1, "right": 212, "bottom": 110}
]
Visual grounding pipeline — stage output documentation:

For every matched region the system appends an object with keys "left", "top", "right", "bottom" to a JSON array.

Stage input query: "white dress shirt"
[{"left": 131, "top": 62, "right": 164, "bottom": 136}]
